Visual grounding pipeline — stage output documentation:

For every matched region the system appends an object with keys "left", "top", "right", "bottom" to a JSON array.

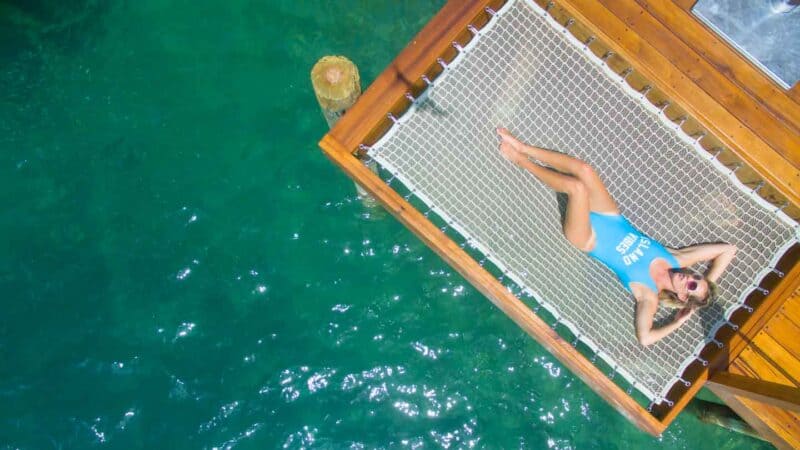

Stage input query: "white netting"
[{"left": 368, "top": 0, "right": 798, "bottom": 403}]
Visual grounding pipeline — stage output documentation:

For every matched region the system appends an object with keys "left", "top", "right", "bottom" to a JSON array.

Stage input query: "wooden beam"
[
  {"left": 671, "top": 0, "right": 697, "bottom": 11},
  {"left": 707, "top": 384, "right": 796, "bottom": 450},
  {"left": 556, "top": 0, "right": 800, "bottom": 207},
  {"left": 708, "top": 371, "right": 800, "bottom": 412},
  {"left": 320, "top": 135, "right": 666, "bottom": 436},
  {"left": 791, "top": 84, "right": 800, "bottom": 105}
]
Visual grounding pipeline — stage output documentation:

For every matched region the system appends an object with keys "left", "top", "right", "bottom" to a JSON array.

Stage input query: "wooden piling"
[
  {"left": 311, "top": 55, "right": 378, "bottom": 208},
  {"left": 311, "top": 56, "right": 361, "bottom": 128}
]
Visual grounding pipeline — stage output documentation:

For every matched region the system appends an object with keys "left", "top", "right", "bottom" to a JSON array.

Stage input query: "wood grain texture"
[
  {"left": 708, "top": 384, "right": 797, "bottom": 450},
  {"left": 720, "top": 282, "right": 800, "bottom": 446},
  {"left": 708, "top": 371, "right": 800, "bottom": 412},
  {"left": 557, "top": 0, "right": 800, "bottom": 207},
  {"left": 635, "top": 0, "right": 800, "bottom": 131},
  {"left": 671, "top": 0, "right": 697, "bottom": 11}
]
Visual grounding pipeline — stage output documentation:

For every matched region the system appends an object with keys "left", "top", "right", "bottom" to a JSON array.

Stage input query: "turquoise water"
[{"left": 0, "top": 1, "right": 773, "bottom": 448}]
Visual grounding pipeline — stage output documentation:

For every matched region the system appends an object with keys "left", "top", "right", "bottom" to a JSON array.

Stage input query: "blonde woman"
[{"left": 497, "top": 128, "right": 737, "bottom": 346}]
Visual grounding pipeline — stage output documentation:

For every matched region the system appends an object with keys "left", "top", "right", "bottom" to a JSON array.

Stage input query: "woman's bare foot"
[
  {"left": 497, "top": 127, "right": 526, "bottom": 152},
  {"left": 499, "top": 141, "right": 526, "bottom": 166}
]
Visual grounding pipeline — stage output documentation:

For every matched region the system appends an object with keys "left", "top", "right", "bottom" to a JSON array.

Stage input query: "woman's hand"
[
  {"left": 673, "top": 243, "right": 737, "bottom": 283},
  {"left": 674, "top": 307, "right": 694, "bottom": 325}
]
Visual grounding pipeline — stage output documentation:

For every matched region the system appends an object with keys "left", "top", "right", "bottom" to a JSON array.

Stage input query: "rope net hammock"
[{"left": 367, "top": 0, "right": 799, "bottom": 403}]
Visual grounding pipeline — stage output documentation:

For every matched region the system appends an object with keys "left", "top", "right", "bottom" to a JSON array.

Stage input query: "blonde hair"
[{"left": 658, "top": 278, "right": 718, "bottom": 310}]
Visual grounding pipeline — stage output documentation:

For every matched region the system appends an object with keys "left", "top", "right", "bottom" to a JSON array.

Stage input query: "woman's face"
[{"left": 670, "top": 270, "right": 709, "bottom": 301}]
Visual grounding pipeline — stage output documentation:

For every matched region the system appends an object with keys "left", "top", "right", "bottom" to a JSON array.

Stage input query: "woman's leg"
[
  {"left": 500, "top": 141, "right": 594, "bottom": 251},
  {"left": 498, "top": 128, "right": 619, "bottom": 214}
]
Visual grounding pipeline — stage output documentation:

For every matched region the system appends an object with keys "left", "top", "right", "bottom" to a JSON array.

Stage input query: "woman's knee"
[
  {"left": 573, "top": 160, "right": 597, "bottom": 182},
  {"left": 563, "top": 177, "right": 587, "bottom": 197}
]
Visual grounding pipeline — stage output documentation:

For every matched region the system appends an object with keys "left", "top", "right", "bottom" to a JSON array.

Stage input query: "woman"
[{"left": 497, "top": 128, "right": 737, "bottom": 346}]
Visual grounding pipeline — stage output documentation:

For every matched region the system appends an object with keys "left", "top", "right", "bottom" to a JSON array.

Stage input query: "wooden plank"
[
  {"left": 745, "top": 332, "right": 800, "bottom": 386},
  {"left": 732, "top": 348, "right": 795, "bottom": 386},
  {"left": 778, "top": 289, "right": 800, "bottom": 327},
  {"left": 319, "top": 134, "right": 666, "bottom": 436},
  {"left": 556, "top": 0, "right": 800, "bottom": 207},
  {"left": 726, "top": 246, "right": 800, "bottom": 362},
  {"left": 636, "top": 0, "right": 800, "bottom": 133},
  {"left": 606, "top": 0, "right": 800, "bottom": 158},
  {"left": 328, "top": 0, "right": 504, "bottom": 153},
  {"left": 764, "top": 312, "right": 800, "bottom": 362},
  {"left": 791, "top": 84, "right": 800, "bottom": 105},
  {"left": 708, "top": 384, "right": 797, "bottom": 450},
  {"left": 671, "top": 0, "right": 697, "bottom": 11},
  {"left": 708, "top": 371, "right": 800, "bottom": 412}
]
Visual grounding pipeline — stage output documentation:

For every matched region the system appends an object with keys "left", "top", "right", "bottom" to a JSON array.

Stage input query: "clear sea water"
[{"left": 0, "top": 1, "right": 775, "bottom": 448}]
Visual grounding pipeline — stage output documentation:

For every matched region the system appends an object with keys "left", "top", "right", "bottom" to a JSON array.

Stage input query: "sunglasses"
[{"left": 686, "top": 273, "right": 703, "bottom": 292}]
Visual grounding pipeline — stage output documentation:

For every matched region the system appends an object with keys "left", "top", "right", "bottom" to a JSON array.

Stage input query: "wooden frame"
[
  {"left": 707, "top": 371, "right": 800, "bottom": 413},
  {"left": 318, "top": 0, "right": 800, "bottom": 436}
]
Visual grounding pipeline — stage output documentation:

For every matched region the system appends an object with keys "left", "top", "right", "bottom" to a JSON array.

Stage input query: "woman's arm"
[
  {"left": 635, "top": 295, "right": 694, "bottom": 346},
  {"left": 672, "top": 243, "right": 737, "bottom": 282}
]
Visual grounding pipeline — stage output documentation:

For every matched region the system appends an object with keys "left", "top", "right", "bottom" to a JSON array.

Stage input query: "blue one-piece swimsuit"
[{"left": 587, "top": 212, "right": 679, "bottom": 292}]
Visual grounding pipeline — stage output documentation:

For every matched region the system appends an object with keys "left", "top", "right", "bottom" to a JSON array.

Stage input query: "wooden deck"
[
  {"left": 708, "top": 289, "right": 800, "bottom": 449},
  {"left": 540, "top": 0, "right": 800, "bottom": 445},
  {"left": 319, "top": 0, "right": 800, "bottom": 439}
]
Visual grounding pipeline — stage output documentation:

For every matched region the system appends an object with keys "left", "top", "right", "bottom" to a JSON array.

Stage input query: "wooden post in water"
[
  {"left": 311, "top": 56, "right": 361, "bottom": 128},
  {"left": 311, "top": 56, "right": 378, "bottom": 208}
]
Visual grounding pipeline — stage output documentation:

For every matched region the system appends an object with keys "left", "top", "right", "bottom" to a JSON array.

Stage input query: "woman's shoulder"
[{"left": 630, "top": 283, "right": 659, "bottom": 304}]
